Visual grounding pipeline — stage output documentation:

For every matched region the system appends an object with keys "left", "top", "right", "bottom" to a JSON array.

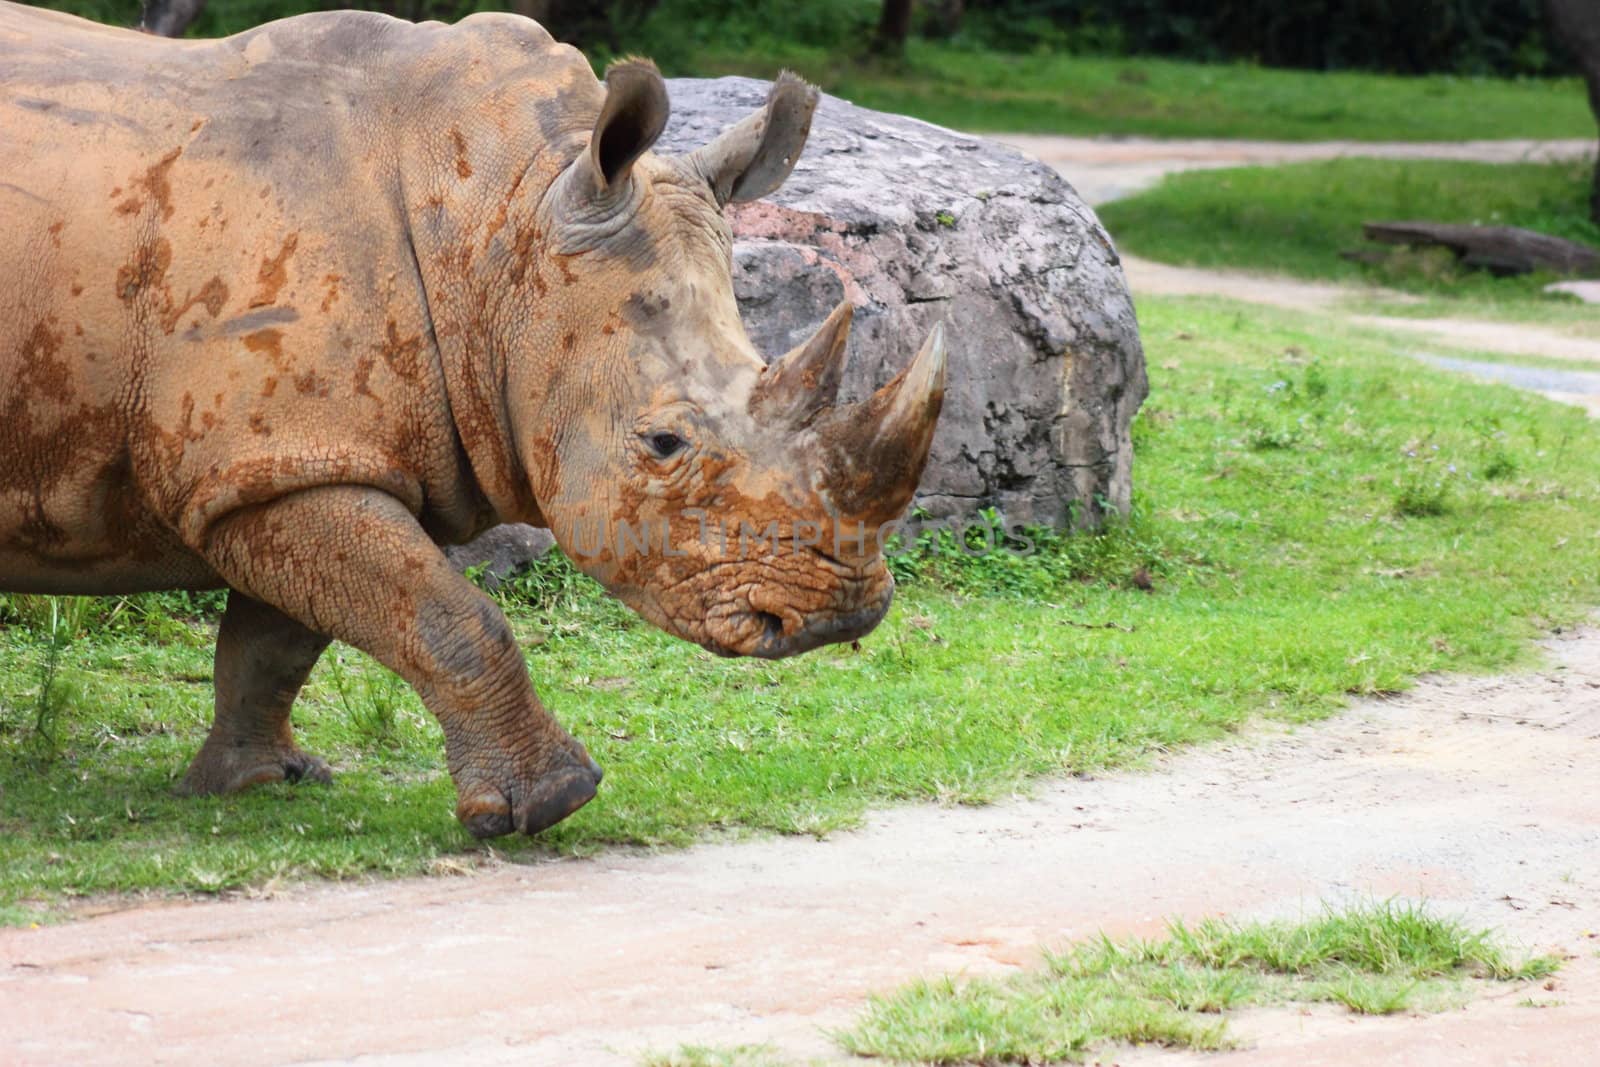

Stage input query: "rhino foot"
[
  {"left": 456, "top": 755, "right": 603, "bottom": 839},
  {"left": 177, "top": 741, "right": 334, "bottom": 796}
]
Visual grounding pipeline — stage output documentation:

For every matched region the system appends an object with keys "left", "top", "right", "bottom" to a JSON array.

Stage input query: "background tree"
[
  {"left": 924, "top": 0, "right": 965, "bottom": 39},
  {"left": 1543, "top": 0, "right": 1600, "bottom": 223},
  {"left": 506, "top": 0, "right": 660, "bottom": 52},
  {"left": 872, "top": 0, "right": 914, "bottom": 56}
]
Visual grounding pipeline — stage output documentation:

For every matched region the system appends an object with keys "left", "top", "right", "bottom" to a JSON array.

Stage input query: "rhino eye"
[{"left": 645, "top": 431, "right": 686, "bottom": 459}]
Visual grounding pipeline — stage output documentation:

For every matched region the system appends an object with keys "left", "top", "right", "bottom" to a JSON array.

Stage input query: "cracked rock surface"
[{"left": 662, "top": 77, "right": 1149, "bottom": 528}]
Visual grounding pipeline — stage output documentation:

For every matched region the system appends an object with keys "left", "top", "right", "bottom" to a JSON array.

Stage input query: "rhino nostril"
[{"left": 756, "top": 611, "right": 784, "bottom": 641}]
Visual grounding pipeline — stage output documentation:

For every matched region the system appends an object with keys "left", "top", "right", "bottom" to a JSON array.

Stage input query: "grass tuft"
[
  {"left": 840, "top": 902, "right": 1558, "bottom": 1063},
  {"left": 1149, "top": 902, "right": 1554, "bottom": 981}
]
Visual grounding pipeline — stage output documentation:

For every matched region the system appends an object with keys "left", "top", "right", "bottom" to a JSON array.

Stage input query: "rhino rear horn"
[
  {"left": 749, "top": 301, "right": 852, "bottom": 426},
  {"left": 580, "top": 58, "right": 670, "bottom": 197},
  {"left": 687, "top": 71, "right": 819, "bottom": 207}
]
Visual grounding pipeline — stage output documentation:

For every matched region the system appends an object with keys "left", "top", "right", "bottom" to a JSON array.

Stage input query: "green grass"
[
  {"left": 838, "top": 902, "right": 1559, "bottom": 1064},
  {"left": 1099, "top": 157, "right": 1600, "bottom": 306},
  {"left": 675, "top": 40, "right": 1595, "bottom": 143},
  {"left": 6, "top": 296, "right": 1600, "bottom": 919}
]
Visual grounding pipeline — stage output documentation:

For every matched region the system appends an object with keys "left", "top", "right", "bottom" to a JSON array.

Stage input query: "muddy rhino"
[{"left": 0, "top": 4, "right": 946, "bottom": 837}]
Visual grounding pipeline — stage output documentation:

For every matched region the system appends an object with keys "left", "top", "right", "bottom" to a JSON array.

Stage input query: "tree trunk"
[
  {"left": 1360, "top": 220, "right": 1600, "bottom": 276},
  {"left": 925, "top": 0, "right": 964, "bottom": 38},
  {"left": 872, "top": 0, "right": 915, "bottom": 56},
  {"left": 1544, "top": 0, "right": 1600, "bottom": 225}
]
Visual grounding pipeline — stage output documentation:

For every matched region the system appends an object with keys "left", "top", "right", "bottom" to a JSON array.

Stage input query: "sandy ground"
[
  {"left": 5, "top": 138, "right": 1600, "bottom": 1066},
  {"left": 1409, "top": 353, "right": 1600, "bottom": 419},
  {"left": 4, "top": 627, "right": 1598, "bottom": 1066},
  {"left": 1122, "top": 255, "right": 1600, "bottom": 376},
  {"left": 1125, "top": 253, "right": 1600, "bottom": 420},
  {"left": 1119, "top": 248, "right": 1600, "bottom": 415},
  {"left": 998, "top": 135, "right": 1596, "bottom": 205}
]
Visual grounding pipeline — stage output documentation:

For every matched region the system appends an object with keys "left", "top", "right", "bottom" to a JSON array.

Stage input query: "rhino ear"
[
  {"left": 580, "top": 58, "right": 670, "bottom": 197},
  {"left": 687, "top": 71, "right": 819, "bottom": 207}
]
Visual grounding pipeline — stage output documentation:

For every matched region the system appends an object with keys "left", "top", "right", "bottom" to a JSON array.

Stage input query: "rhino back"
[{"left": 0, "top": 4, "right": 598, "bottom": 592}]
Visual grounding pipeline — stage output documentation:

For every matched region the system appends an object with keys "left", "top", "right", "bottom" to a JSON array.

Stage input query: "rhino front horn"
[
  {"left": 821, "top": 323, "right": 948, "bottom": 526},
  {"left": 749, "top": 301, "right": 852, "bottom": 426},
  {"left": 876, "top": 321, "right": 947, "bottom": 450}
]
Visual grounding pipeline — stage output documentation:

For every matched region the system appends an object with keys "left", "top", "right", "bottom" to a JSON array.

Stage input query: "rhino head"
[{"left": 503, "top": 63, "right": 946, "bottom": 659}]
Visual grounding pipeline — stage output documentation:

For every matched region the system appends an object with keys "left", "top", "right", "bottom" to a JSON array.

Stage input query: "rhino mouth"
[{"left": 714, "top": 593, "right": 892, "bottom": 660}]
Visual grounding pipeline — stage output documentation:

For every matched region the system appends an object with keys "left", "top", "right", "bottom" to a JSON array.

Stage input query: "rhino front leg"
[
  {"left": 200, "top": 486, "right": 601, "bottom": 838},
  {"left": 178, "top": 590, "right": 334, "bottom": 796}
]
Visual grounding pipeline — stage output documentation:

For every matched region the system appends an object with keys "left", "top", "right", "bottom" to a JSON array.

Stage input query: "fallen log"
[{"left": 1359, "top": 221, "right": 1600, "bottom": 277}]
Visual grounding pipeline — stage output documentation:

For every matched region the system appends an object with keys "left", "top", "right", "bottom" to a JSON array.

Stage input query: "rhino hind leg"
[
  {"left": 178, "top": 590, "right": 333, "bottom": 796},
  {"left": 198, "top": 486, "right": 602, "bottom": 838}
]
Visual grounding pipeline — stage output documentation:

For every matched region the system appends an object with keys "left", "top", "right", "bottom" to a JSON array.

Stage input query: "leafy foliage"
[
  {"left": 959, "top": 0, "right": 1574, "bottom": 77},
  {"left": 44, "top": 0, "right": 1579, "bottom": 78},
  {"left": 33, "top": 2, "right": 1594, "bottom": 142}
]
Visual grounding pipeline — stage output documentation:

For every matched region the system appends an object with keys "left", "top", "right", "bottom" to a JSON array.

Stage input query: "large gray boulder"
[
  {"left": 662, "top": 77, "right": 1148, "bottom": 529},
  {"left": 457, "top": 77, "right": 1147, "bottom": 579},
  {"left": 445, "top": 524, "right": 555, "bottom": 590}
]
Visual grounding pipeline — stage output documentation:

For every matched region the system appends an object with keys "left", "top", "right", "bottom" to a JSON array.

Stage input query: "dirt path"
[
  {"left": 998, "top": 134, "right": 1596, "bottom": 205},
  {"left": 3, "top": 625, "right": 1598, "bottom": 1066},
  {"left": 1123, "top": 255, "right": 1600, "bottom": 374},
  {"left": 1005, "top": 134, "right": 1600, "bottom": 410},
  {"left": 1124, "top": 254, "right": 1600, "bottom": 419}
]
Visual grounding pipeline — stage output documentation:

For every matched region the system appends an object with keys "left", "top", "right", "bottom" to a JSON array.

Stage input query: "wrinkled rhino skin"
[{"left": 0, "top": 3, "right": 948, "bottom": 836}]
